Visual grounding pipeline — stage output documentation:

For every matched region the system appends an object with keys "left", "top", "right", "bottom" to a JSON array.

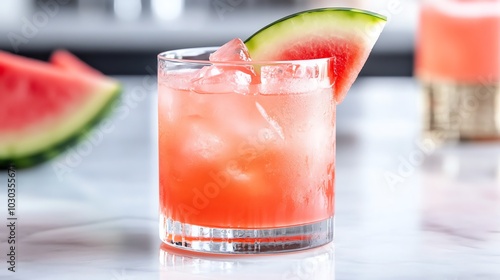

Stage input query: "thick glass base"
[{"left": 159, "top": 215, "right": 334, "bottom": 254}]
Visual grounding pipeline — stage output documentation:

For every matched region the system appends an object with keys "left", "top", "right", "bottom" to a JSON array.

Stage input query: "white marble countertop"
[{"left": 1, "top": 77, "right": 499, "bottom": 280}]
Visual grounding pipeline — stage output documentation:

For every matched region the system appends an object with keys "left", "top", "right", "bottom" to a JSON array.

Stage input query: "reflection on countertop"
[{"left": 159, "top": 243, "right": 334, "bottom": 280}]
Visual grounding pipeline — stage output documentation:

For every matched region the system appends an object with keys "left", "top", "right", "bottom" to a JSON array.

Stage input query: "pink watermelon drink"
[
  {"left": 158, "top": 8, "right": 386, "bottom": 254},
  {"left": 416, "top": 0, "right": 500, "bottom": 140}
]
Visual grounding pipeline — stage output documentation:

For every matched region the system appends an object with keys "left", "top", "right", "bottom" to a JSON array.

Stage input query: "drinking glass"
[{"left": 158, "top": 48, "right": 335, "bottom": 254}]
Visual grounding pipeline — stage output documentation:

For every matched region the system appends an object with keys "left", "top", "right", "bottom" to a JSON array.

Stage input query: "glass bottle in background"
[{"left": 415, "top": 0, "right": 500, "bottom": 142}]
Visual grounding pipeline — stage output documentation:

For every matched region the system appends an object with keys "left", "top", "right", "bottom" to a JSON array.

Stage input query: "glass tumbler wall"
[
  {"left": 158, "top": 48, "right": 336, "bottom": 254},
  {"left": 416, "top": 0, "right": 500, "bottom": 141}
]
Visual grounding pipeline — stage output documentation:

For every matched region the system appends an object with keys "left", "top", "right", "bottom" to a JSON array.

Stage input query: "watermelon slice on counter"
[
  {"left": 245, "top": 8, "right": 386, "bottom": 103},
  {"left": 50, "top": 50, "right": 103, "bottom": 77},
  {"left": 0, "top": 51, "right": 121, "bottom": 168}
]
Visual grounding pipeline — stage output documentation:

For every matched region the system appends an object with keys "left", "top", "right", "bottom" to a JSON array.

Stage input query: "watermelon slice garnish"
[
  {"left": 244, "top": 8, "right": 386, "bottom": 103},
  {"left": 0, "top": 51, "right": 121, "bottom": 168}
]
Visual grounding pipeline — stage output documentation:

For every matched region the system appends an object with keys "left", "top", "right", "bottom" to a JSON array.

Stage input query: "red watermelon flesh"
[
  {"left": 276, "top": 36, "right": 363, "bottom": 98},
  {"left": 245, "top": 8, "right": 386, "bottom": 103},
  {"left": 50, "top": 50, "right": 103, "bottom": 77},
  {"left": 0, "top": 52, "right": 111, "bottom": 131},
  {"left": 0, "top": 51, "right": 120, "bottom": 166}
]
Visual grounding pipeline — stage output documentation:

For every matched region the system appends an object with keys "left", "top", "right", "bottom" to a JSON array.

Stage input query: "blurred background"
[
  {"left": 0, "top": 0, "right": 417, "bottom": 76},
  {"left": 1, "top": 1, "right": 500, "bottom": 279}
]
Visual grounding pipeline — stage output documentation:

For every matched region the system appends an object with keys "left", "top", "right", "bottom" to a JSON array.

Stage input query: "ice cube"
[
  {"left": 190, "top": 38, "right": 257, "bottom": 94},
  {"left": 255, "top": 102, "right": 285, "bottom": 140},
  {"left": 225, "top": 161, "right": 251, "bottom": 181},
  {"left": 161, "top": 69, "right": 199, "bottom": 91},
  {"left": 266, "top": 64, "right": 320, "bottom": 79},
  {"left": 180, "top": 115, "right": 226, "bottom": 161},
  {"left": 259, "top": 63, "right": 329, "bottom": 95},
  {"left": 190, "top": 66, "right": 254, "bottom": 94},
  {"left": 209, "top": 38, "right": 252, "bottom": 62}
]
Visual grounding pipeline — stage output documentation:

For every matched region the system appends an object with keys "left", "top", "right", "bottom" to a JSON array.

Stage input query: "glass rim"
[{"left": 158, "top": 47, "right": 334, "bottom": 66}]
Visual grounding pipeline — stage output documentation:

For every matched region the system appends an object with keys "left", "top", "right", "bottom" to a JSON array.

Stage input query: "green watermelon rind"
[
  {"left": 245, "top": 8, "right": 387, "bottom": 60},
  {"left": 244, "top": 7, "right": 386, "bottom": 103},
  {"left": 0, "top": 84, "right": 121, "bottom": 169}
]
